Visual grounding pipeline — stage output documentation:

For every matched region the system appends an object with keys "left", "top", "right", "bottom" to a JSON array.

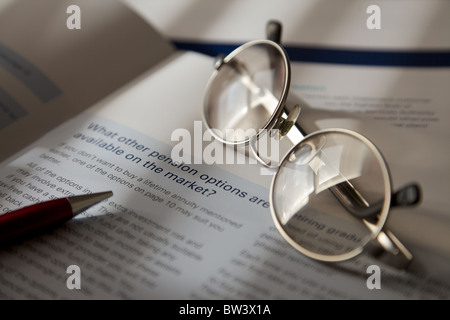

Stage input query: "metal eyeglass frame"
[{"left": 202, "top": 21, "right": 421, "bottom": 269}]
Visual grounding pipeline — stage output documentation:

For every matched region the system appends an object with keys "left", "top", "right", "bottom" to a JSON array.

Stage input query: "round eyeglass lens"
[
  {"left": 271, "top": 130, "right": 391, "bottom": 262},
  {"left": 204, "top": 40, "right": 289, "bottom": 144}
]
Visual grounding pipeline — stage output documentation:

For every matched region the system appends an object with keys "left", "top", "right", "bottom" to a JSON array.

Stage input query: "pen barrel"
[{"left": 0, "top": 198, "right": 73, "bottom": 245}]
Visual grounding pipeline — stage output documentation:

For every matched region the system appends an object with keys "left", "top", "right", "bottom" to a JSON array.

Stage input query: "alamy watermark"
[
  {"left": 66, "top": 5, "right": 81, "bottom": 30},
  {"left": 367, "top": 5, "right": 381, "bottom": 30},
  {"left": 66, "top": 4, "right": 380, "bottom": 31},
  {"left": 366, "top": 265, "right": 381, "bottom": 290},
  {"left": 66, "top": 265, "right": 81, "bottom": 290},
  {"left": 170, "top": 121, "right": 281, "bottom": 175}
]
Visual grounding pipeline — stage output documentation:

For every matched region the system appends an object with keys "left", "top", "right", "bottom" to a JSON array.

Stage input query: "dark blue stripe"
[{"left": 173, "top": 40, "right": 450, "bottom": 67}]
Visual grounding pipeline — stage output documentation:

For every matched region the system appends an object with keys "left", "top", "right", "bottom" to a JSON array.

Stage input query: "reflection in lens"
[
  {"left": 204, "top": 41, "right": 288, "bottom": 143},
  {"left": 271, "top": 130, "right": 391, "bottom": 261}
]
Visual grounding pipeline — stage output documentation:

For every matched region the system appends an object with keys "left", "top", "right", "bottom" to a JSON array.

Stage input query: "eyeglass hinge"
[
  {"left": 214, "top": 54, "right": 226, "bottom": 70},
  {"left": 274, "top": 104, "right": 301, "bottom": 138}
]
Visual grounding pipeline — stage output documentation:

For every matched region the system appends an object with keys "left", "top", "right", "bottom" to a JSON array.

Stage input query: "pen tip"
[{"left": 68, "top": 191, "right": 113, "bottom": 216}]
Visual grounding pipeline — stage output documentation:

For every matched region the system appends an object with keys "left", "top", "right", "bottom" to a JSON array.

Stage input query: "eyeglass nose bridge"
[
  {"left": 249, "top": 104, "right": 301, "bottom": 169},
  {"left": 272, "top": 104, "right": 301, "bottom": 137}
]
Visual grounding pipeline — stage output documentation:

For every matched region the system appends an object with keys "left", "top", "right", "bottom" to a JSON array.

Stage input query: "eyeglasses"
[{"left": 202, "top": 21, "right": 421, "bottom": 269}]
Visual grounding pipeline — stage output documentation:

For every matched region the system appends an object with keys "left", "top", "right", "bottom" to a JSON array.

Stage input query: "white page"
[
  {"left": 124, "top": 0, "right": 450, "bottom": 135},
  {"left": 289, "top": 63, "right": 450, "bottom": 137},
  {"left": 125, "top": 0, "right": 450, "bottom": 49},
  {"left": 0, "top": 52, "right": 449, "bottom": 299},
  {"left": 124, "top": 0, "right": 450, "bottom": 263},
  {"left": 0, "top": 0, "right": 174, "bottom": 162}
]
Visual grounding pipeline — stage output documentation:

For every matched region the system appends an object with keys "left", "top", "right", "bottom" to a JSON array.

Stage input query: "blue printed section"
[
  {"left": 174, "top": 40, "right": 450, "bottom": 67},
  {"left": 0, "top": 87, "right": 27, "bottom": 129},
  {"left": 0, "top": 42, "right": 61, "bottom": 102}
]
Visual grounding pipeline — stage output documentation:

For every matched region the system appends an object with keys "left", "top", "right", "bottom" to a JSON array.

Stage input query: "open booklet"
[
  {"left": 0, "top": 0, "right": 449, "bottom": 300},
  {"left": 0, "top": 0, "right": 174, "bottom": 161}
]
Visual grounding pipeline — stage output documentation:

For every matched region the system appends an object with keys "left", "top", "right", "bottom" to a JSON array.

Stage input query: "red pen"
[{"left": 0, "top": 191, "right": 113, "bottom": 245}]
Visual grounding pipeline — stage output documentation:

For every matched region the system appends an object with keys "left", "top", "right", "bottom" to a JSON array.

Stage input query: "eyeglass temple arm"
[
  {"left": 331, "top": 182, "right": 421, "bottom": 220},
  {"left": 266, "top": 20, "right": 308, "bottom": 138},
  {"left": 267, "top": 20, "right": 283, "bottom": 44},
  {"left": 364, "top": 220, "right": 414, "bottom": 269}
]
